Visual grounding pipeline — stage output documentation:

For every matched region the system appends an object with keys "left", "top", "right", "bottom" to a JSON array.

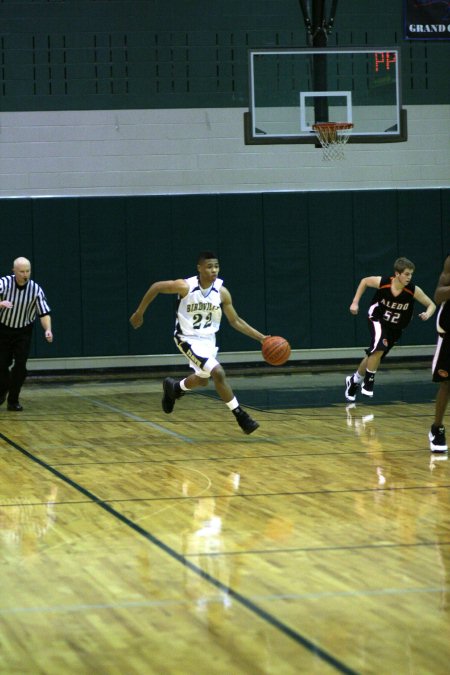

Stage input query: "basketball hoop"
[{"left": 312, "top": 122, "right": 354, "bottom": 161}]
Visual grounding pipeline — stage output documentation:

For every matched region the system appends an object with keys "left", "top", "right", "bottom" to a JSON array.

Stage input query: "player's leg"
[
  {"left": 361, "top": 350, "right": 384, "bottom": 397},
  {"left": 434, "top": 381, "right": 449, "bottom": 427},
  {"left": 429, "top": 333, "right": 449, "bottom": 452},
  {"left": 169, "top": 335, "right": 259, "bottom": 433},
  {"left": 161, "top": 372, "right": 208, "bottom": 414},
  {"left": 345, "top": 355, "right": 367, "bottom": 401},
  {"left": 0, "top": 329, "right": 14, "bottom": 404},
  {"left": 210, "top": 364, "right": 259, "bottom": 435},
  {"left": 161, "top": 336, "right": 212, "bottom": 413},
  {"left": 7, "top": 329, "right": 32, "bottom": 410},
  {"left": 360, "top": 321, "right": 396, "bottom": 397}
]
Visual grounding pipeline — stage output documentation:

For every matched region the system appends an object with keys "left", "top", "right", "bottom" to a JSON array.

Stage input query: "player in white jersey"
[{"left": 130, "top": 251, "right": 268, "bottom": 434}]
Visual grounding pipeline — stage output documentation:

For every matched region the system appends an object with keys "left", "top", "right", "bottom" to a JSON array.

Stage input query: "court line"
[
  {"left": 48, "top": 445, "right": 436, "bottom": 467},
  {"left": 1, "top": 584, "right": 447, "bottom": 617},
  {"left": 0, "top": 431, "right": 359, "bottom": 675},
  {"left": 192, "top": 539, "right": 450, "bottom": 557},
  {"left": 63, "top": 387, "right": 195, "bottom": 443},
  {"left": 68, "top": 482, "right": 450, "bottom": 501}
]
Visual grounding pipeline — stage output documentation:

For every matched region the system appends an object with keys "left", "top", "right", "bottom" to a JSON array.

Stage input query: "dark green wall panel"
[
  {"left": 308, "top": 192, "right": 355, "bottom": 348},
  {"left": 79, "top": 198, "right": 128, "bottom": 356},
  {"left": 397, "top": 190, "right": 443, "bottom": 346},
  {"left": 217, "top": 193, "right": 266, "bottom": 351},
  {"left": 32, "top": 198, "right": 82, "bottom": 358},
  {"left": 126, "top": 196, "right": 175, "bottom": 356},
  {"left": 441, "top": 190, "right": 450, "bottom": 255},
  {"left": 170, "top": 196, "right": 219, "bottom": 277},
  {"left": 0, "top": 201, "right": 33, "bottom": 273},
  {"left": 262, "top": 192, "right": 310, "bottom": 349},
  {"left": 0, "top": 189, "right": 448, "bottom": 362}
]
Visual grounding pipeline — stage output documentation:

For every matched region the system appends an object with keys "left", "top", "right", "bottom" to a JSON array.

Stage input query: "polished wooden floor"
[{"left": 0, "top": 368, "right": 449, "bottom": 674}]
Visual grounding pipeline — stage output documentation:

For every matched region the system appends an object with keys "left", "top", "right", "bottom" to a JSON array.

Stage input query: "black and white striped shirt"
[{"left": 0, "top": 275, "right": 51, "bottom": 329}]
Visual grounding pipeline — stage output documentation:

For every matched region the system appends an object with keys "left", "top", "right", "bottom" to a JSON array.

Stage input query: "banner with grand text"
[{"left": 404, "top": 0, "right": 450, "bottom": 39}]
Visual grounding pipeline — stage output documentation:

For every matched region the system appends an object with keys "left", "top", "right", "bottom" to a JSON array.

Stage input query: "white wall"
[{"left": 0, "top": 105, "right": 448, "bottom": 197}]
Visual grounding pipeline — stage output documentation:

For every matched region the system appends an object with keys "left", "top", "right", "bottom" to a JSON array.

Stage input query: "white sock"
[
  {"left": 354, "top": 371, "right": 363, "bottom": 383},
  {"left": 226, "top": 397, "right": 239, "bottom": 411},
  {"left": 180, "top": 379, "right": 190, "bottom": 391}
]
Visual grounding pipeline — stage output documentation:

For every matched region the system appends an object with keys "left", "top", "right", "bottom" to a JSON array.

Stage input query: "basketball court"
[
  {"left": 0, "top": 1, "right": 448, "bottom": 673},
  {"left": 0, "top": 366, "right": 448, "bottom": 674}
]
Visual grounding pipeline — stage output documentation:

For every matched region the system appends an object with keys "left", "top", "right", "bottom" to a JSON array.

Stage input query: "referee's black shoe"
[{"left": 7, "top": 401, "right": 23, "bottom": 411}]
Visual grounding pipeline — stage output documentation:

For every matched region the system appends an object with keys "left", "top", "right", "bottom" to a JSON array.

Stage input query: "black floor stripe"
[{"left": 0, "top": 431, "right": 359, "bottom": 675}]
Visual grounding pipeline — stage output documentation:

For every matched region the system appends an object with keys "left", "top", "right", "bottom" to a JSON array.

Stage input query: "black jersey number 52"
[{"left": 383, "top": 310, "right": 401, "bottom": 324}]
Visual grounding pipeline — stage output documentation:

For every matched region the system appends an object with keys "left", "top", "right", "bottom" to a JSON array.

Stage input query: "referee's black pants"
[{"left": 0, "top": 324, "right": 33, "bottom": 404}]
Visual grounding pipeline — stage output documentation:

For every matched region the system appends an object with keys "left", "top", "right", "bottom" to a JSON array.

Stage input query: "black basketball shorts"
[
  {"left": 432, "top": 332, "right": 450, "bottom": 382},
  {"left": 365, "top": 319, "right": 402, "bottom": 359}
]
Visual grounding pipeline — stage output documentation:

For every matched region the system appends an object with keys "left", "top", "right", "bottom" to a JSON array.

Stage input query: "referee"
[{"left": 0, "top": 257, "right": 53, "bottom": 411}]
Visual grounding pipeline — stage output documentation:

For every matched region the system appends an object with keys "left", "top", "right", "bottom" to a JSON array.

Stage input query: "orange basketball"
[{"left": 262, "top": 336, "right": 291, "bottom": 366}]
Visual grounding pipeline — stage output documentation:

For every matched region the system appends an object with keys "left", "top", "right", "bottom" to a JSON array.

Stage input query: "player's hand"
[
  {"left": 349, "top": 302, "right": 359, "bottom": 315},
  {"left": 418, "top": 311, "right": 430, "bottom": 321},
  {"left": 129, "top": 312, "right": 143, "bottom": 329}
]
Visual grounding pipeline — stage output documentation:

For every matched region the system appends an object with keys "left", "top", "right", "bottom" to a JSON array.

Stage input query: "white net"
[{"left": 313, "top": 123, "right": 354, "bottom": 161}]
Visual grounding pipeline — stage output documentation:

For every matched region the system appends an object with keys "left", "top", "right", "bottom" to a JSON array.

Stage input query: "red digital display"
[{"left": 374, "top": 52, "right": 397, "bottom": 72}]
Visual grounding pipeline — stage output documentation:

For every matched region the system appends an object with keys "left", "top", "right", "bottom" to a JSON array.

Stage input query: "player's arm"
[
  {"left": 220, "top": 287, "right": 267, "bottom": 343},
  {"left": 434, "top": 255, "right": 450, "bottom": 305},
  {"left": 349, "top": 276, "right": 381, "bottom": 315},
  {"left": 414, "top": 286, "right": 436, "bottom": 321},
  {"left": 130, "top": 279, "right": 188, "bottom": 329}
]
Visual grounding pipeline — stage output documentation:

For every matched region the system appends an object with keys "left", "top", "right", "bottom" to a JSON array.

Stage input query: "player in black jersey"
[
  {"left": 345, "top": 257, "right": 436, "bottom": 401},
  {"left": 429, "top": 254, "right": 450, "bottom": 453}
]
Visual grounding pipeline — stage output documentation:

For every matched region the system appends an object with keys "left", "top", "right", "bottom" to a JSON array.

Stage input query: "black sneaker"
[
  {"left": 361, "top": 375, "right": 375, "bottom": 398},
  {"left": 345, "top": 375, "right": 359, "bottom": 402},
  {"left": 429, "top": 424, "right": 448, "bottom": 453},
  {"left": 162, "top": 377, "right": 183, "bottom": 414},
  {"left": 235, "top": 410, "right": 259, "bottom": 435}
]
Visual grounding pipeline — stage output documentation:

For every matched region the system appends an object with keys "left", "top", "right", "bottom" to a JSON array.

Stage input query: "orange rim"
[{"left": 312, "top": 122, "right": 354, "bottom": 131}]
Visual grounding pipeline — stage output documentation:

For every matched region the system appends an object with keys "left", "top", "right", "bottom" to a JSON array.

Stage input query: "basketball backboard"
[{"left": 244, "top": 47, "right": 407, "bottom": 145}]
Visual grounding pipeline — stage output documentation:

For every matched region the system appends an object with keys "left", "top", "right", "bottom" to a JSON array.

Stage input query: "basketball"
[{"left": 262, "top": 336, "right": 291, "bottom": 366}]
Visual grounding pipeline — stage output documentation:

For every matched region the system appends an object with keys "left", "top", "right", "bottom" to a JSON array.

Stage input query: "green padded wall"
[
  {"left": 308, "top": 191, "right": 355, "bottom": 348},
  {"left": 32, "top": 198, "right": 82, "bottom": 358},
  {"left": 442, "top": 190, "right": 450, "bottom": 253},
  {"left": 126, "top": 196, "right": 175, "bottom": 356},
  {"left": 78, "top": 198, "right": 129, "bottom": 356},
  {"left": 216, "top": 193, "right": 266, "bottom": 352},
  {"left": 262, "top": 192, "right": 310, "bottom": 349},
  {"left": 397, "top": 189, "right": 443, "bottom": 345},
  {"left": 0, "top": 190, "right": 448, "bottom": 361}
]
